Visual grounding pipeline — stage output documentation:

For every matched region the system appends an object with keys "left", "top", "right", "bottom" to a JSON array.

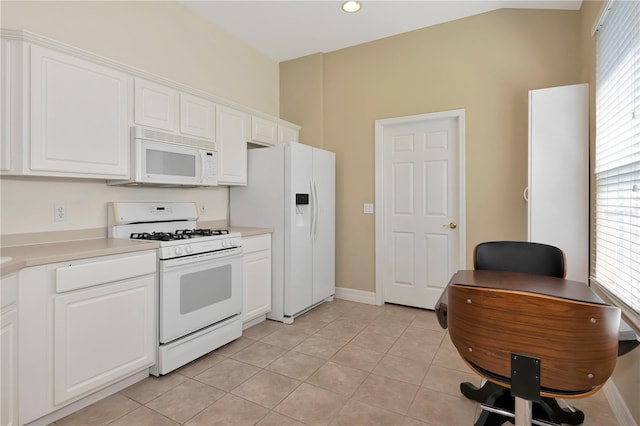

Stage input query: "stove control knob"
[
  {"left": 229, "top": 239, "right": 236, "bottom": 247},
  {"left": 185, "top": 245, "right": 193, "bottom": 254},
  {"left": 174, "top": 246, "right": 184, "bottom": 256},
  {"left": 222, "top": 240, "right": 229, "bottom": 248}
]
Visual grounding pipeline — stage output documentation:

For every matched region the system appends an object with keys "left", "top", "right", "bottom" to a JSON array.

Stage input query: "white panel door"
[
  {"left": 54, "top": 275, "right": 155, "bottom": 404},
  {"left": 381, "top": 116, "right": 460, "bottom": 309},
  {"left": 30, "top": 45, "right": 130, "bottom": 178},
  {"left": 284, "top": 142, "right": 313, "bottom": 316},
  {"left": 180, "top": 93, "right": 214, "bottom": 140},
  {"left": 134, "top": 78, "right": 178, "bottom": 132},
  {"left": 311, "top": 147, "right": 336, "bottom": 304},
  {"left": 216, "top": 105, "right": 248, "bottom": 185},
  {"left": 528, "top": 84, "right": 588, "bottom": 282}
]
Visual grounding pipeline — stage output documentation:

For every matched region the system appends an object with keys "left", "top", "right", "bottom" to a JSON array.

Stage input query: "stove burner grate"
[
  {"left": 129, "top": 229, "right": 230, "bottom": 241},
  {"left": 175, "top": 229, "right": 230, "bottom": 237},
  {"left": 130, "top": 232, "right": 193, "bottom": 241}
]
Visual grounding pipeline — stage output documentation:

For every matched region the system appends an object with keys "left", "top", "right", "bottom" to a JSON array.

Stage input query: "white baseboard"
[
  {"left": 27, "top": 370, "right": 149, "bottom": 425},
  {"left": 604, "top": 380, "right": 637, "bottom": 426},
  {"left": 334, "top": 286, "right": 378, "bottom": 305},
  {"left": 243, "top": 314, "right": 266, "bottom": 330}
]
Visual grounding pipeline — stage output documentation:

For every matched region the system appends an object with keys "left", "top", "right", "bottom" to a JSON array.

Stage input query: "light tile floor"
[{"left": 53, "top": 300, "right": 619, "bottom": 426}]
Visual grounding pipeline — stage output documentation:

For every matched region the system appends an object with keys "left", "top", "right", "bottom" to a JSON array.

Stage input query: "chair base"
[{"left": 461, "top": 382, "right": 585, "bottom": 426}]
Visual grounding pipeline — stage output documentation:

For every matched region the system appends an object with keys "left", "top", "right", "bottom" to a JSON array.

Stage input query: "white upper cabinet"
[
  {"left": 0, "top": 31, "right": 301, "bottom": 181},
  {"left": 134, "top": 78, "right": 178, "bottom": 132},
  {"left": 278, "top": 123, "right": 300, "bottom": 144},
  {"left": 30, "top": 45, "right": 130, "bottom": 178},
  {"left": 1, "top": 39, "right": 11, "bottom": 172},
  {"left": 134, "top": 78, "right": 215, "bottom": 146},
  {"left": 216, "top": 105, "right": 248, "bottom": 185},
  {"left": 250, "top": 116, "right": 278, "bottom": 146},
  {"left": 180, "top": 93, "right": 215, "bottom": 140}
]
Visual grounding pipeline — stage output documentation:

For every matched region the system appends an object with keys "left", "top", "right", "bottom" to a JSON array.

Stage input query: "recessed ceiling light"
[{"left": 342, "top": 1, "right": 362, "bottom": 13}]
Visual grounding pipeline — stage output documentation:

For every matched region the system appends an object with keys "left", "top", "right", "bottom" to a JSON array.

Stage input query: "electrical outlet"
[
  {"left": 363, "top": 203, "right": 374, "bottom": 214},
  {"left": 54, "top": 204, "right": 67, "bottom": 222}
]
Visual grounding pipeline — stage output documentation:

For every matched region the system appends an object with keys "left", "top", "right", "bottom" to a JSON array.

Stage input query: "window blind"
[{"left": 594, "top": 0, "right": 640, "bottom": 313}]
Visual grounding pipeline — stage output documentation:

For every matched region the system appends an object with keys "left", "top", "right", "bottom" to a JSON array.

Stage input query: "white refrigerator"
[{"left": 230, "top": 142, "right": 335, "bottom": 323}]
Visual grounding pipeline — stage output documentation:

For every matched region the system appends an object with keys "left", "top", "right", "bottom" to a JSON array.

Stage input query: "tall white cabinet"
[{"left": 527, "top": 83, "right": 589, "bottom": 282}]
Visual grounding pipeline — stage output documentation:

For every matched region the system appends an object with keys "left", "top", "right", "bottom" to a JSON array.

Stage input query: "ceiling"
[{"left": 180, "top": 0, "right": 583, "bottom": 62}]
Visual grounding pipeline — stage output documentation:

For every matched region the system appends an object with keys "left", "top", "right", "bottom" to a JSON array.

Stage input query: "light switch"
[{"left": 363, "top": 203, "right": 374, "bottom": 214}]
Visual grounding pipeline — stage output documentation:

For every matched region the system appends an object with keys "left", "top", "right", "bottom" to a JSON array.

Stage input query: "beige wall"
[
  {"left": 280, "top": 53, "right": 324, "bottom": 149},
  {"left": 579, "top": 1, "right": 640, "bottom": 423},
  {"left": 0, "top": 1, "right": 279, "bottom": 236},
  {"left": 282, "top": 9, "right": 583, "bottom": 292},
  {"left": 1, "top": 1, "right": 278, "bottom": 114}
]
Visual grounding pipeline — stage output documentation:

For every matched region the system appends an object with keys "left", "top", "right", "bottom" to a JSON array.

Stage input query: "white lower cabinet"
[
  {"left": 242, "top": 234, "right": 272, "bottom": 324},
  {"left": 53, "top": 274, "right": 155, "bottom": 405},
  {"left": 18, "top": 251, "right": 157, "bottom": 424},
  {"left": 1, "top": 273, "right": 18, "bottom": 426}
]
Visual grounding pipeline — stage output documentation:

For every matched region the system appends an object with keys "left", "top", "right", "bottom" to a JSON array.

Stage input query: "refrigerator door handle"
[
  {"left": 313, "top": 181, "right": 320, "bottom": 242},
  {"left": 310, "top": 180, "right": 316, "bottom": 240}
]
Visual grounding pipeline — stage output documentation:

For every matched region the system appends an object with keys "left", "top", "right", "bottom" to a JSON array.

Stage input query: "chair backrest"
[
  {"left": 474, "top": 241, "right": 566, "bottom": 278},
  {"left": 447, "top": 284, "right": 620, "bottom": 397}
]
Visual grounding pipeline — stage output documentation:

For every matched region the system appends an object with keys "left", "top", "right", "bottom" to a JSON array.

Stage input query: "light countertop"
[
  {"left": 228, "top": 226, "right": 273, "bottom": 237},
  {"left": 0, "top": 238, "right": 160, "bottom": 277},
  {"left": 0, "top": 227, "right": 272, "bottom": 277}
]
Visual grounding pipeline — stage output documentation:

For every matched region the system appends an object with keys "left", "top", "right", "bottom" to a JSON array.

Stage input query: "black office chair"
[{"left": 462, "top": 241, "right": 585, "bottom": 426}]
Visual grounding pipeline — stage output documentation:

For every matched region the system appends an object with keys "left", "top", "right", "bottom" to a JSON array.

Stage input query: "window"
[{"left": 593, "top": 0, "right": 640, "bottom": 314}]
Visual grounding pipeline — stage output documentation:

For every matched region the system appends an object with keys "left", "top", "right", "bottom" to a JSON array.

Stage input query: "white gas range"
[{"left": 108, "top": 201, "right": 243, "bottom": 376}]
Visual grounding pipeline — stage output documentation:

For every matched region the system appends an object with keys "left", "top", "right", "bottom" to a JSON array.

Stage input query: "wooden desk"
[{"left": 435, "top": 270, "right": 606, "bottom": 330}]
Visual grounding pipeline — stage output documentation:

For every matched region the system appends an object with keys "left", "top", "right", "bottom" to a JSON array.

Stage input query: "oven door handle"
[{"left": 161, "top": 248, "right": 242, "bottom": 270}]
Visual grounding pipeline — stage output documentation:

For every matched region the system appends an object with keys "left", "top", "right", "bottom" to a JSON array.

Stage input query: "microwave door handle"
[{"left": 199, "top": 151, "right": 206, "bottom": 183}]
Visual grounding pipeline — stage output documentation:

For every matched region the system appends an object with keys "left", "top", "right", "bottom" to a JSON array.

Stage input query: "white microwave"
[{"left": 110, "top": 127, "right": 218, "bottom": 186}]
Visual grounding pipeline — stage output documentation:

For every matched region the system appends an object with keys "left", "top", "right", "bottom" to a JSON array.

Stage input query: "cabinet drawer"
[
  {"left": 56, "top": 252, "right": 156, "bottom": 293},
  {"left": 242, "top": 234, "right": 271, "bottom": 254}
]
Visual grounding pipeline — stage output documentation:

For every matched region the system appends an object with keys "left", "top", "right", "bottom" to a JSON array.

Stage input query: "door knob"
[{"left": 443, "top": 222, "right": 457, "bottom": 229}]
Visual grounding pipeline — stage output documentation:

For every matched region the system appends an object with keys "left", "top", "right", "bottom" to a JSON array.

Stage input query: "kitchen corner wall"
[
  {"left": 0, "top": 1, "right": 279, "bottom": 236},
  {"left": 280, "top": 8, "right": 582, "bottom": 294}
]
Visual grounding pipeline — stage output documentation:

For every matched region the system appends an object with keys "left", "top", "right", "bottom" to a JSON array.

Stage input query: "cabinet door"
[
  {"left": 1, "top": 307, "right": 17, "bottom": 426},
  {"left": 278, "top": 124, "right": 299, "bottom": 144},
  {"left": 528, "top": 84, "right": 589, "bottom": 282},
  {"left": 1, "top": 39, "right": 12, "bottom": 172},
  {"left": 134, "top": 78, "right": 178, "bottom": 132},
  {"left": 216, "top": 105, "right": 247, "bottom": 185},
  {"left": 243, "top": 246, "right": 272, "bottom": 322},
  {"left": 180, "top": 93, "right": 214, "bottom": 140},
  {"left": 251, "top": 116, "right": 277, "bottom": 146},
  {"left": 53, "top": 274, "right": 155, "bottom": 405},
  {"left": 30, "top": 45, "right": 130, "bottom": 178}
]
